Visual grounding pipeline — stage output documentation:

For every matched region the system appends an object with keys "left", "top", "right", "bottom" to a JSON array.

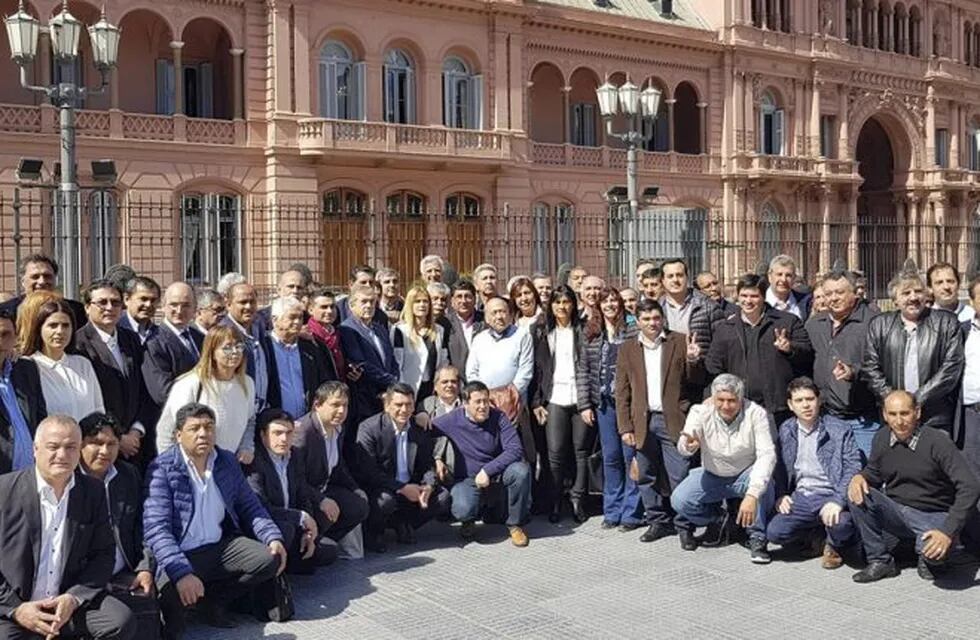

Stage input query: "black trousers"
[
  {"left": 0, "top": 593, "right": 136, "bottom": 640},
  {"left": 315, "top": 486, "right": 370, "bottom": 542},
  {"left": 275, "top": 514, "right": 338, "bottom": 572},
  {"left": 157, "top": 536, "right": 279, "bottom": 637},
  {"left": 366, "top": 486, "right": 452, "bottom": 537},
  {"left": 545, "top": 403, "right": 595, "bottom": 503}
]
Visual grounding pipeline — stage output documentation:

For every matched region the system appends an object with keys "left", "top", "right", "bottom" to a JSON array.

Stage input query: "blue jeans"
[
  {"left": 849, "top": 488, "right": 947, "bottom": 563},
  {"left": 450, "top": 461, "right": 532, "bottom": 527},
  {"left": 635, "top": 412, "right": 690, "bottom": 526},
  {"left": 837, "top": 415, "right": 881, "bottom": 461},
  {"left": 766, "top": 490, "right": 856, "bottom": 549},
  {"left": 670, "top": 466, "right": 775, "bottom": 542},
  {"left": 597, "top": 401, "right": 641, "bottom": 525}
]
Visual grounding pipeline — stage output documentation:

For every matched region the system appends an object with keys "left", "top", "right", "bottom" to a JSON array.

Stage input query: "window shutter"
[
  {"left": 773, "top": 108, "right": 784, "bottom": 155},
  {"left": 442, "top": 72, "right": 453, "bottom": 127},
  {"left": 199, "top": 62, "right": 214, "bottom": 118},
  {"left": 406, "top": 68, "right": 416, "bottom": 124},
  {"left": 352, "top": 61, "right": 366, "bottom": 120},
  {"left": 759, "top": 107, "right": 767, "bottom": 153},
  {"left": 583, "top": 104, "right": 596, "bottom": 146},
  {"left": 156, "top": 59, "right": 175, "bottom": 115},
  {"left": 472, "top": 74, "right": 484, "bottom": 130}
]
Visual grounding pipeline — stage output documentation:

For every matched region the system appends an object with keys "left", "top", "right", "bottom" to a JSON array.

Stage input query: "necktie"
[{"left": 181, "top": 330, "right": 200, "bottom": 360}]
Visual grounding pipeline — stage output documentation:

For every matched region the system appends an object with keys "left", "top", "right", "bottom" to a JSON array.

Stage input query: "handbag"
[{"left": 257, "top": 573, "right": 295, "bottom": 622}]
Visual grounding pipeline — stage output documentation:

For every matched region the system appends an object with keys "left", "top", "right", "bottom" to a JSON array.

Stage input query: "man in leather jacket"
[{"left": 862, "top": 270, "right": 964, "bottom": 434}]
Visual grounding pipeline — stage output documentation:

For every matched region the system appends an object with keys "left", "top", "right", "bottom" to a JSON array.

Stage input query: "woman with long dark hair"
[
  {"left": 509, "top": 276, "right": 543, "bottom": 330},
  {"left": 531, "top": 285, "right": 594, "bottom": 523},
  {"left": 585, "top": 286, "right": 641, "bottom": 530}
]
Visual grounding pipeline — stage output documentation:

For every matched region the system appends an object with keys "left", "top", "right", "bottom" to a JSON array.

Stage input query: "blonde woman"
[
  {"left": 156, "top": 325, "right": 256, "bottom": 463},
  {"left": 391, "top": 285, "right": 447, "bottom": 401}
]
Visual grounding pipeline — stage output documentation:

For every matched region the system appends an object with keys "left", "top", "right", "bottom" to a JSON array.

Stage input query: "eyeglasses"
[
  {"left": 90, "top": 298, "right": 122, "bottom": 308},
  {"left": 220, "top": 343, "right": 246, "bottom": 355}
]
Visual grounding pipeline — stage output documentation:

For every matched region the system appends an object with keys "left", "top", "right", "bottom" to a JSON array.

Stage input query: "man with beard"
[{"left": 862, "top": 268, "right": 964, "bottom": 435}]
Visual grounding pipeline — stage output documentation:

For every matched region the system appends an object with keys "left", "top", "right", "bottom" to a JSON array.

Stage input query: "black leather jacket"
[{"left": 861, "top": 308, "right": 964, "bottom": 429}]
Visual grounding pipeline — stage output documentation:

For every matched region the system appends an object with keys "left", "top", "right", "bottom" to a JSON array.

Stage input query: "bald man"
[
  {"left": 849, "top": 391, "right": 980, "bottom": 583},
  {"left": 0, "top": 416, "right": 135, "bottom": 639},
  {"left": 142, "top": 282, "right": 205, "bottom": 454}
]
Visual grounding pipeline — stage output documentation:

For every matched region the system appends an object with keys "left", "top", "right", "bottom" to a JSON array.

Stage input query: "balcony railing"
[
  {"left": 0, "top": 103, "right": 244, "bottom": 145},
  {"left": 297, "top": 118, "right": 513, "bottom": 160},
  {"left": 530, "top": 142, "right": 716, "bottom": 174}
]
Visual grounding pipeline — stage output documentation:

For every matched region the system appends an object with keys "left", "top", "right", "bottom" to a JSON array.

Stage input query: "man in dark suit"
[
  {"left": 0, "top": 415, "right": 135, "bottom": 639},
  {"left": 339, "top": 285, "right": 399, "bottom": 431},
  {"left": 0, "top": 307, "right": 47, "bottom": 474},
  {"left": 0, "top": 253, "right": 86, "bottom": 330},
  {"left": 118, "top": 276, "right": 161, "bottom": 346},
  {"left": 615, "top": 298, "right": 703, "bottom": 544},
  {"left": 355, "top": 383, "right": 450, "bottom": 552},
  {"left": 221, "top": 282, "right": 270, "bottom": 411},
  {"left": 263, "top": 296, "right": 335, "bottom": 419},
  {"left": 335, "top": 265, "right": 389, "bottom": 326},
  {"left": 446, "top": 279, "right": 485, "bottom": 378},
  {"left": 76, "top": 280, "right": 151, "bottom": 467},
  {"left": 247, "top": 408, "right": 337, "bottom": 572},
  {"left": 142, "top": 282, "right": 205, "bottom": 421},
  {"left": 292, "top": 381, "right": 370, "bottom": 545},
  {"left": 77, "top": 413, "right": 158, "bottom": 614}
]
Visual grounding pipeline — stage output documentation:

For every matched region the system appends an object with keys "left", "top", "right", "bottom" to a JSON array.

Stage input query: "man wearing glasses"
[{"left": 75, "top": 279, "right": 151, "bottom": 468}]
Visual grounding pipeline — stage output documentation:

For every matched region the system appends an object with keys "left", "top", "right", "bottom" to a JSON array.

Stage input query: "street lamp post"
[
  {"left": 596, "top": 78, "right": 662, "bottom": 219},
  {"left": 4, "top": 0, "right": 120, "bottom": 297}
]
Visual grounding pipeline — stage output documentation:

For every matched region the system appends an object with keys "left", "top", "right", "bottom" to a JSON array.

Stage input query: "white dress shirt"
[
  {"left": 30, "top": 352, "right": 106, "bottom": 422},
  {"left": 640, "top": 333, "right": 664, "bottom": 412},
  {"left": 32, "top": 469, "right": 76, "bottom": 601},
  {"left": 548, "top": 327, "right": 578, "bottom": 406},
  {"left": 964, "top": 320, "right": 980, "bottom": 405},
  {"left": 765, "top": 289, "right": 803, "bottom": 319},
  {"left": 179, "top": 448, "right": 226, "bottom": 552}
]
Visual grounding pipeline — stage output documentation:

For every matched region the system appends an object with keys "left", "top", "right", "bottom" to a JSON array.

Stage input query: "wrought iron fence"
[{"left": 1, "top": 191, "right": 978, "bottom": 302}]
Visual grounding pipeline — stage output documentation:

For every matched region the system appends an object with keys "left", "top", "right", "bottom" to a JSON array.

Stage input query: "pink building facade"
[{"left": 1, "top": 0, "right": 979, "bottom": 294}]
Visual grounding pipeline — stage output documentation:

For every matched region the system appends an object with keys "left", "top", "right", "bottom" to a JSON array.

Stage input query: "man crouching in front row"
[{"left": 144, "top": 403, "right": 287, "bottom": 639}]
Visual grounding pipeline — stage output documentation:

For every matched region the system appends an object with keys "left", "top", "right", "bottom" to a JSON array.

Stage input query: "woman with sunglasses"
[{"left": 156, "top": 325, "right": 257, "bottom": 464}]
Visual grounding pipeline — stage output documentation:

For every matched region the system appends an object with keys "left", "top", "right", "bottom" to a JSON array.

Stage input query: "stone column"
[
  {"left": 171, "top": 41, "right": 184, "bottom": 115},
  {"left": 562, "top": 86, "right": 571, "bottom": 144},
  {"left": 230, "top": 49, "right": 244, "bottom": 120},
  {"left": 950, "top": 101, "right": 961, "bottom": 169},
  {"left": 110, "top": 67, "right": 119, "bottom": 109},
  {"left": 810, "top": 72, "right": 822, "bottom": 156},
  {"left": 773, "top": 0, "right": 781, "bottom": 31},
  {"left": 838, "top": 84, "right": 850, "bottom": 160},
  {"left": 926, "top": 85, "right": 937, "bottom": 167},
  {"left": 870, "top": 6, "right": 878, "bottom": 48},
  {"left": 666, "top": 98, "right": 676, "bottom": 151},
  {"left": 38, "top": 32, "right": 51, "bottom": 88},
  {"left": 697, "top": 102, "right": 708, "bottom": 154},
  {"left": 760, "top": 0, "right": 768, "bottom": 29}
]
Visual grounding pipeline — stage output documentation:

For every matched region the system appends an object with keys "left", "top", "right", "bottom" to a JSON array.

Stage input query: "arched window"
[
  {"left": 893, "top": 4, "right": 906, "bottom": 53},
  {"left": 759, "top": 203, "right": 782, "bottom": 263},
  {"left": 445, "top": 192, "right": 481, "bottom": 218},
  {"left": 642, "top": 82, "right": 670, "bottom": 152},
  {"left": 383, "top": 49, "right": 416, "bottom": 124},
  {"left": 319, "top": 40, "right": 364, "bottom": 120},
  {"left": 532, "top": 202, "right": 575, "bottom": 274},
  {"left": 442, "top": 57, "right": 483, "bottom": 129},
  {"left": 322, "top": 187, "right": 367, "bottom": 217},
  {"left": 758, "top": 91, "right": 784, "bottom": 156},
  {"left": 180, "top": 192, "right": 242, "bottom": 285},
  {"left": 386, "top": 190, "right": 426, "bottom": 217},
  {"left": 909, "top": 6, "right": 922, "bottom": 57}
]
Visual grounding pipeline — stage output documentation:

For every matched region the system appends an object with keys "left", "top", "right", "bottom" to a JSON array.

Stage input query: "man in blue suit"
[
  {"left": 339, "top": 284, "right": 399, "bottom": 438},
  {"left": 144, "top": 403, "right": 286, "bottom": 637}
]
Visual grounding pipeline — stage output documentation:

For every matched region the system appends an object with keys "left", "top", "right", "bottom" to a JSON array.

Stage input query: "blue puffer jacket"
[
  {"left": 143, "top": 445, "right": 283, "bottom": 582},
  {"left": 776, "top": 414, "right": 863, "bottom": 506}
]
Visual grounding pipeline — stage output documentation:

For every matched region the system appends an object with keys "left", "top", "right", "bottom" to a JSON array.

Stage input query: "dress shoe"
[
  {"left": 600, "top": 520, "right": 618, "bottom": 530},
  {"left": 749, "top": 538, "right": 771, "bottom": 564},
  {"left": 678, "top": 528, "right": 698, "bottom": 551},
  {"left": 916, "top": 555, "right": 945, "bottom": 581},
  {"left": 639, "top": 523, "right": 675, "bottom": 543},
  {"left": 548, "top": 502, "right": 562, "bottom": 524},
  {"left": 571, "top": 498, "right": 589, "bottom": 524},
  {"left": 508, "top": 526, "right": 529, "bottom": 547},
  {"left": 365, "top": 535, "right": 388, "bottom": 554},
  {"left": 395, "top": 522, "right": 416, "bottom": 545},
  {"left": 700, "top": 513, "right": 735, "bottom": 547},
  {"left": 852, "top": 559, "right": 899, "bottom": 583},
  {"left": 821, "top": 543, "right": 843, "bottom": 570},
  {"left": 459, "top": 520, "right": 477, "bottom": 540},
  {"left": 314, "top": 538, "right": 339, "bottom": 566},
  {"left": 201, "top": 601, "right": 235, "bottom": 629},
  {"left": 618, "top": 522, "right": 641, "bottom": 532}
]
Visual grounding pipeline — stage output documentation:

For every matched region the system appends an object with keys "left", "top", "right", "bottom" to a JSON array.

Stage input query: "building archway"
[{"left": 856, "top": 114, "right": 908, "bottom": 296}]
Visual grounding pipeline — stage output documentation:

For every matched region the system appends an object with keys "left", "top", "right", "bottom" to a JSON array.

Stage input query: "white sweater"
[
  {"left": 30, "top": 352, "right": 105, "bottom": 422},
  {"left": 156, "top": 372, "right": 256, "bottom": 455}
]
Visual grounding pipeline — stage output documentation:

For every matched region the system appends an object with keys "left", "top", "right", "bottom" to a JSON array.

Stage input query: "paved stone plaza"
[{"left": 186, "top": 518, "right": 980, "bottom": 640}]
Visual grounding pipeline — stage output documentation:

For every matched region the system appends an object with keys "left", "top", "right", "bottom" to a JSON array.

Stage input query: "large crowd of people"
[{"left": 0, "top": 250, "right": 979, "bottom": 638}]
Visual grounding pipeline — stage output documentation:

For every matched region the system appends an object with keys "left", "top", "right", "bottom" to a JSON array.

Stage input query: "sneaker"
[
  {"left": 459, "top": 521, "right": 477, "bottom": 540},
  {"left": 508, "top": 526, "right": 529, "bottom": 547},
  {"left": 600, "top": 520, "right": 618, "bottom": 530},
  {"left": 749, "top": 538, "right": 771, "bottom": 564},
  {"left": 821, "top": 543, "right": 844, "bottom": 570},
  {"left": 852, "top": 559, "right": 899, "bottom": 583}
]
